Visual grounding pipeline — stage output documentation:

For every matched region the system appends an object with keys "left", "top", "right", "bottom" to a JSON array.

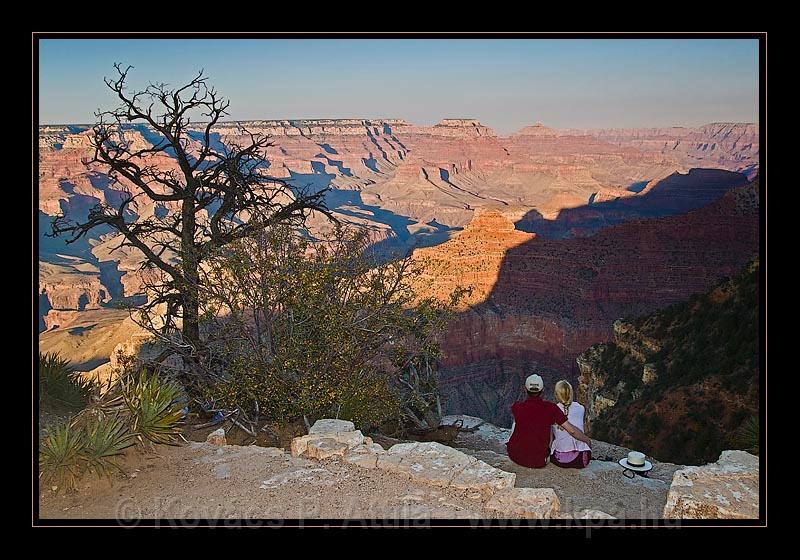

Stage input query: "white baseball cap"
[{"left": 525, "top": 374, "right": 544, "bottom": 391}]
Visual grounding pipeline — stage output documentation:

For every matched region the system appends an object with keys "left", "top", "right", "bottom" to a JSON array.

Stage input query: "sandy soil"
[{"left": 39, "top": 443, "right": 500, "bottom": 522}]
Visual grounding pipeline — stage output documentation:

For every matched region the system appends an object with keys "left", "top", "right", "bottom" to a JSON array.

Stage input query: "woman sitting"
[{"left": 550, "top": 380, "right": 592, "bottom": 469}]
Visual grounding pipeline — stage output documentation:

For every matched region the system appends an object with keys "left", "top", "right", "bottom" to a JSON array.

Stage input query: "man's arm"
[{"left": 560, "top": 421, "right": 592, "bottom": 448}]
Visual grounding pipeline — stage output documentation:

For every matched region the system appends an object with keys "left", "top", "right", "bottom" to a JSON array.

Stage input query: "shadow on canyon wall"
[
  {"left": 437, "top": 169, "right": 759, "bottom": 427},
  {"left": 517, "top": 168, "right": 749, "bottom": 239},
  {"left": 290, "top": 169, "right": 461, "bottom": 259}
]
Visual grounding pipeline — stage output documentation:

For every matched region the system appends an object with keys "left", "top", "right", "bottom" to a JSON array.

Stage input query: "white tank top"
[{"left": 551, "top": 402, "right": 591, "bottom": 453}]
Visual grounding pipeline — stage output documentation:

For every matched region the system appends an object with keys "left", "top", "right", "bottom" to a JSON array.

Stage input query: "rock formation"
[
  {"left": 484, "top": 487, "right": 560, "bottom": 519},
  {"left": 559, "top": 123, "right": 759, "bottom": 177},
  {"left": 287, "top": 417, "right": 759, "bottom": 519},
  {"left": 663, "top": 450, "right": 759, "bottom": 519},
  {"left": 38, "top": 412, "right": 759, "bottom": 520},
  {"left": 288, "top": 418, "right": 573, "bottom": 519}
]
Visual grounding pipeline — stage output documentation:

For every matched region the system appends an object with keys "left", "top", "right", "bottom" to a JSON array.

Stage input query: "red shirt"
[{"left": 506, "top": 395, "right": 568, "bottom": 468}]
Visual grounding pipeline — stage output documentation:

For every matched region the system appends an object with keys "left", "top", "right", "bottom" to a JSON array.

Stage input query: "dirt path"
[{"left": 39, "top": 442, "right": 500, "bottom": 521}]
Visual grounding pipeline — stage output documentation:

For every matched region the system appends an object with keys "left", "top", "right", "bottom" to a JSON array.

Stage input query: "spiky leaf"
[
  {"left": 83, "top": 415, "right": 135, "bottom": 478},
  {"left": 39, "top": 421, "right": 86, "bottom": 492},
  {"left": 39, "top": 352, "right": 93, "bottom": 413},
  {"left": 732, "top": 416, "right": 759, "bottom": 454},
  {"left": 123, "top": 370, "right": 185, "bottom": 445}
]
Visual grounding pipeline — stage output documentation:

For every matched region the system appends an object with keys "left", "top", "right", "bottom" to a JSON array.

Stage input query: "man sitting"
[{"left": 506, "top": 374, "right": 592, "bottom": 468}]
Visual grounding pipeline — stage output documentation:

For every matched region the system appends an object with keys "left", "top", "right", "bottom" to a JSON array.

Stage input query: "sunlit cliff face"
[{"left": 410, "top": 209, "right": 534, "bottom": 310}]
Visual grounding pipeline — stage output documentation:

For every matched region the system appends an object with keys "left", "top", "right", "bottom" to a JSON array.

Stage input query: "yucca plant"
[
  {"left": 122, "top": 370, "right": 185, "bottom": 446},
  {"left": 82, "top": 414, "right": 135, "bottom": 478},
  {"left": 39, "top": 352, "right": 93, "bottom": 413},
  {"left": 83, "top": 375, "right": 127, "bottom": 418},
  {"left": 39, "top": 420, "right": 86, "bottom": 492},
  {"left": 39, "top": 366, "right": 187, "bottom": 492}
]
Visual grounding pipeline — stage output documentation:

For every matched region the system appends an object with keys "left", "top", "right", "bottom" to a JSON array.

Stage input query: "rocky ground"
[
  {"left": 39, "top": 416, "right": 694, "bottom": 521},
  {"left": 443, "top": 416, "right": 681, "bottom": 519}
]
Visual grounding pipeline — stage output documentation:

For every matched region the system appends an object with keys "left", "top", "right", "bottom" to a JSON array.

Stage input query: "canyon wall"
[
  {"left": 559, "top": 123, "right": 759, "bottom": 177},
  {"left": 38, "top": 119, "right": 759, "bottom": 382},
  {"left": 425, "top": 178, "right": 760, "bottom": 426}
]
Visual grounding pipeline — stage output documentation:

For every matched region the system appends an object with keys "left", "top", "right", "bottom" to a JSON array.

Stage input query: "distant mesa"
[
  {"left": 436, "top": 119, "right": 483, "bottom": 127},
  {"left": 426, "top": 119, "right": 497, "bottom": 137},
  {"left": 510, "top": 122, "right": 558, "bottom": 137}
]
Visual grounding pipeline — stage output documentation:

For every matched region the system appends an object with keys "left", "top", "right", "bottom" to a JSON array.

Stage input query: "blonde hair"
[{"left": 554, "top": 380, "right": 574, "bottom": 429}]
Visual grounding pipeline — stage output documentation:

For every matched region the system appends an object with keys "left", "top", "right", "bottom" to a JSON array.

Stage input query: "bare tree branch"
[{"left": 48, "top": 64, "right": 332, "bottom": 379}]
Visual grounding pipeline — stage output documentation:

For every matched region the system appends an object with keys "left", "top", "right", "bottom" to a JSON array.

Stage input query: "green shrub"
[
  {"left": 39, "top": 352, "right": 93, "bottom": 413},
  {"left": 200, "top": 225, "right": 463, "bottom": 432},
  {"left": 82, "top": 415, "right": 136, "bottom": 478},
  {"left": 40, "top": 414, "right": 136, "bottom": 493},
  {"left": 731, "top": 415, "right": 759, "bottom": 455}
]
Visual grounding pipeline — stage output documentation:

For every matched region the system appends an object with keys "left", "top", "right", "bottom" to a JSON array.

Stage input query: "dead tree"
[{"left": 49, "top": 64, "right": 331, "bottom": 375}]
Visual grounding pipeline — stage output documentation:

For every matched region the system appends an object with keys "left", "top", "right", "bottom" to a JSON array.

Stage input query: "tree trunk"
[{"left": 181, "top": 197, "right": 200, "bottom": 353}]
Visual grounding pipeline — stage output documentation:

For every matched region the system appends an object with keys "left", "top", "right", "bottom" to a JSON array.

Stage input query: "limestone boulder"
[
  {"left": 377, "top": 442, "right": 478, "bottom": 487},
  {"left": 343, "top": 442, "right": 385, "bottom": 469},
  {"left": 305, "top": 438, "right": 350, "bottom": 460},
  {"left": 574, "top": 509, "right": 617, "bottom": 519},
  {"left": 484, "top": 488, "right": 561, "bottom": 519},
  {"left": 290, "top": 431, "right": 365, "bottom": 457},
  {"left": 375, "top": 441, "right": 512, "bottom": 492},
  {"left": 450, "top": 457, "right": 516, "bottom": 492},
  {"left": 308, "top": 419, "right": 355, "bottom": 434},
  {"left": 663, "top": 450, "right": 759, "bottom": 519},
  {"left": 290, "top": 419, "right": 366, "bottom": 458},
  {"left": 556, "top": 509, "right": 617, "bottom": 520}
]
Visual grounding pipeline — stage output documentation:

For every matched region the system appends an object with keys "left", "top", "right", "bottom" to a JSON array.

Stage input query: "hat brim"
[{"left": 618, "top": 458, "right": 653, "bottom": 471}]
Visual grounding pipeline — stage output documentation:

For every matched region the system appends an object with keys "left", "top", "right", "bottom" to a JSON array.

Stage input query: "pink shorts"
[{"left": 551, "top": 450, "right": 591, "bottom": 469}]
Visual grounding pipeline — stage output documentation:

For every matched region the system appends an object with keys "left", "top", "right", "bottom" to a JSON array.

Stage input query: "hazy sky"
[{"left": 38, "top": 38, "right": 759, "bottom": 135}]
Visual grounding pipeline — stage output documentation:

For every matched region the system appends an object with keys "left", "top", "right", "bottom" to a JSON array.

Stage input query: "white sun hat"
[{"left": 618, "top": 451, "right": 653, "bottom": 472}]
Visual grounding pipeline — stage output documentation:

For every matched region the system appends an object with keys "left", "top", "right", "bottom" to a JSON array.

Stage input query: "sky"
[{"left": 38, "top": 38, "right": 759, "bottom": 135}]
